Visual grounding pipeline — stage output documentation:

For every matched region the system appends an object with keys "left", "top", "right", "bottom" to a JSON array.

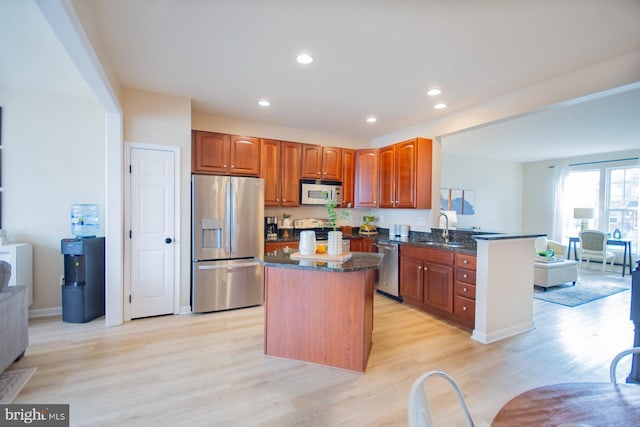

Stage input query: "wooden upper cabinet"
[
  {"left": 192, "top": 131, "right": 230, "bottom": 174},
  {"left": 354, "top": 149, "right": 379, "bottom": 208},
  {"left": 301, "top": 144, "right": 342, "bottom": 181},
  {"left": 228, "top": 135, "right": 261, "bottom": 176},
  {"left": 378, "top": 137, "right": 432, "bottom": 209},
  {"left": 261, "top": 139, "right": 281, "bottom": 206},
  {"left": 322, "top": 146, "right": 342, "bottom": 181},
  {"left": 378, "top": 145, "right": 396, "bottom": 208},
  {"left": 341, "top": 149, "right": 355, "bottom": 207},
  {"left": 192, "top": 131, "right": 260, "bottom": 176},
  {"left": 301, "top": 144, "right": 323, "bottom": 179},
  {"left": 260, "top": 140, "right": 302, "bottom": 207},
  {"left": 280, "top": 141, "right": 302, "bottom": 207},
  {"left": 395, "top": 139, "right": 417, "bottom": 208}
]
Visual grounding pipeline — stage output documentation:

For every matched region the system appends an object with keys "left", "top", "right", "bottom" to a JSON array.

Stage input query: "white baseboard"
[
  {"left": 29, "top": 306, "right": 62, "bottom": 319},
  {"left": 179, "top": 305, "right": 192, "bottom": 315}
]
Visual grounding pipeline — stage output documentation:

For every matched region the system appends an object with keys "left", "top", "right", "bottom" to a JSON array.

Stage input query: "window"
[
  {"left": 564, "top": 170, "right": 600, "bottom": 236},
  {"left": 607, "top": 167, "right": 639, "bottom": 239},
  {"left": 564, "top": 163, "right": 639, "bottom": 244}
]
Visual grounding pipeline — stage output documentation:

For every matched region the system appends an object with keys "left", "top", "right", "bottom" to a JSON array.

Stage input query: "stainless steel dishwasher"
[{"left": 376, "top": 242, "right": 402, "bottom": 301}]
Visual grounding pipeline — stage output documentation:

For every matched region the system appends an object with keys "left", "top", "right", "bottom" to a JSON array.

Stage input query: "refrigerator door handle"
[
  {"left": 197, "top": 261, "right": 261, "bottom": 270},
  {"left": 226, "top": 180, "right": 233, "bottom": 253}
]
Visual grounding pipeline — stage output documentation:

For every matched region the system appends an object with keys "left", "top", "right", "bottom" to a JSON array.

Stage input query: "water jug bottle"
[
  {"left": 71, "top": 204, "right": 100, "bottom": 237},
  {"left": 299, "top": 231, "right": 317, "bottom": 256}
]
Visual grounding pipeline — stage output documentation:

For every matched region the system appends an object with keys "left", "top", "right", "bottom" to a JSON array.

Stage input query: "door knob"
[{"left": 165, "top": 238, "right": 173, "bottom": 244}]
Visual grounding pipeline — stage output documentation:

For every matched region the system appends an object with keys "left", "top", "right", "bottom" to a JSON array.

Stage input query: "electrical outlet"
[{"left": 59, "top": 274, "right": 65, "bottom": 286}]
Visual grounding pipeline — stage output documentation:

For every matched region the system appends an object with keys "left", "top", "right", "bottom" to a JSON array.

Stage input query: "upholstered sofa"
[
  {"left": 533, "top": 237, "right": 578, "bottom": 289},
  {"left": 0, "top": 261, "right": 29, "bottom": 373}
]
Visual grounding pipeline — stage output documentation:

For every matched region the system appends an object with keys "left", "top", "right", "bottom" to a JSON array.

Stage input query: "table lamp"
[{"left": 573, "top": 207, "right": 594, "bottom": 231}]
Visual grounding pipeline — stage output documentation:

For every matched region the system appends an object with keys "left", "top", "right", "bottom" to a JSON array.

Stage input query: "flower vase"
[{"left": 328, "top": 230, "right": 343, "bottom": 256}]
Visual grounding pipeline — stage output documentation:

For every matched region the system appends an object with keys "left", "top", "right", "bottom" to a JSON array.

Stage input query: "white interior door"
[{"left": 130, "top": 147, "right": 175, "bottom": 318}]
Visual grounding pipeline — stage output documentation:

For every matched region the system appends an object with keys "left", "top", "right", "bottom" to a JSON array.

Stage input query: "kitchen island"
[{"left": 261, "top": 250, "right": 383, "bottom": 372}]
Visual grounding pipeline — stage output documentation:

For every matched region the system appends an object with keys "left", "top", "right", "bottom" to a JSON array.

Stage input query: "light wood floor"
[{"left": 12, "top": 268, "right": 636, "bottom": 426}]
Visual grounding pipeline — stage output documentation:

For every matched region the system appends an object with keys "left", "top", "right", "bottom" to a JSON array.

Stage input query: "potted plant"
[
  {"left": 281, "top": 213, "right": 292, "bottom": 228},
  {"left": 324, "top": 192, "right": 350, "bottom": 255},
  {"left": 360, "top": 215, "right": 377, "bottom": 234}
]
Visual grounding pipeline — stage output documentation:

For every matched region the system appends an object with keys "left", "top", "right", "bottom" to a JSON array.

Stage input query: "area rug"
[
  {"left": 534, "top": 282, "right": 628, "bottom": 307},
  {"left": 0, "top": 367, "right": 37, "bottom": 403}
]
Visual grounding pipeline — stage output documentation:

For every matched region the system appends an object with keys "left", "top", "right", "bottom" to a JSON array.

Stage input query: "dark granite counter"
[
  {"left": 266, "top": 229, "right": 481, "bottom": 255},
  {"left": 262, "top": 249, "right": 383, "bottom": 272}
]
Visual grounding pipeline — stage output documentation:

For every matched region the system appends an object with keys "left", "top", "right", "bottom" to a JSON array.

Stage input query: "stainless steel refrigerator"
[{"left": 191, "top": 174, "right": 264, "bottom": 313}]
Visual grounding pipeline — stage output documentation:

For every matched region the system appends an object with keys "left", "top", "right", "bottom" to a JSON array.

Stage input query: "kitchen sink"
[{"left": 413, "top": 241, "right": 467, "bottom": 248}]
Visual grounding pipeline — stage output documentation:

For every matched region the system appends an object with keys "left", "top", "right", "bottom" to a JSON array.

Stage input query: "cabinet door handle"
[
  {"left": 231, "top": 165, "right": 234, "bottom": 168},
  {"left": 417, "top": 266, "right": 422, "bottom": 270}
]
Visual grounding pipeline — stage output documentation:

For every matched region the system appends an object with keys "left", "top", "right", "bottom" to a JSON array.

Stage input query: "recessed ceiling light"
[
  {"left": 258, "top": 99, "right": 271, "bottom": 107},
  {"left": 433, "top": 103, "right": 447, "bottom": 110},
  {"left": 366, "top": 116, "right": 377, "bottom": 123},
  {"left": 296, "top": 53, "right": 314, "bottom": 64},
  {"left": 427, "top": 88, "right": 442, "bottom": 96}
]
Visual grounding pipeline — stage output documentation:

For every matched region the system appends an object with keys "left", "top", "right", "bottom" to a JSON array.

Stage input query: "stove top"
[{"left": 293, "top": 218, "right": 331, "bottom": 240}]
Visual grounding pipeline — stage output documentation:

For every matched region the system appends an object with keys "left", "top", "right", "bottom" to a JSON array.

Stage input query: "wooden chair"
[
  {"left": 408, "top": 370, "right": 475, "bottom": 427},
  {"left": 578, "top": 230, "right": 615, "bottom": 272},
  {"left": 609, "top": 347, "right": 640, "bottom": 384}
]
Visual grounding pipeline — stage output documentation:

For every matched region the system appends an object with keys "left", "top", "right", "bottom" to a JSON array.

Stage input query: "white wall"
[
  {"left": 122, "top": 87, "right": 192, "bottom": 313},
  {"left": 0, "top": 88, "right": 105, "bottom": 313},
  {"left": 440, "top": 152, "right": 523, "bottom": 232}
]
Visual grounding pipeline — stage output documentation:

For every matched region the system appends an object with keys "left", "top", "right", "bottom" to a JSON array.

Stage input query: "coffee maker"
[{"left": 265, "top": 216, "right": 278, "bottom": 240}]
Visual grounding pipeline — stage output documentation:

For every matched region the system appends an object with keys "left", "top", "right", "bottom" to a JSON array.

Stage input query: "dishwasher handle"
[{"left": 376, "top": 243, "right": 398, "bottom": 252}]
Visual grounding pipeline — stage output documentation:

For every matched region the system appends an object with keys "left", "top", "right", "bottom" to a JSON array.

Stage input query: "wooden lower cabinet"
[
  {"left": 453, "top": 253, "right": 477, "bottom": 329},
  {"left": 400, "top": 245, "right": 476, "bottom": 329},
  {"left": 265, "top": 241, "right": 299, "bottom": 252},
  {"left": 350, "top": 237, "right": 376, "bottom": 253}
]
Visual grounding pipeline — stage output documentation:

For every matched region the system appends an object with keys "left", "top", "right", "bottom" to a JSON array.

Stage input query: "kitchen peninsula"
[{"left": 262, "top": 250, "right": 383, "bottom": 372}]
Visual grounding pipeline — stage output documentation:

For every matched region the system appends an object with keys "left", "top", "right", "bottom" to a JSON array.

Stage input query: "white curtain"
[{"left": 551, "top": 165, "right": 569, "bottom": 242}]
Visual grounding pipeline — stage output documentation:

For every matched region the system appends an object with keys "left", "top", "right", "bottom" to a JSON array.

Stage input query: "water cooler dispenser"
[{"left": 61, "top": 237, "right": 105, "bottom": 323}]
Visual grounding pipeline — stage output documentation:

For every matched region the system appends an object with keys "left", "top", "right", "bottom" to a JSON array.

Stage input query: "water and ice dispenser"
[{"left": 61, "top": 204, "right": 104, "bottom": 323}]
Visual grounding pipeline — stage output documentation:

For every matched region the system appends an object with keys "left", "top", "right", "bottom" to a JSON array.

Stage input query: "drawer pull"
[
  {"left": 463, "top": 287, "right": 468, "bottom": 292},
  {"left": 462, "top": 306, "right": 468, "bottom": 311},
  {"left": 463, "top": 259, "right": 468, "bottom": 264},
  {"left": 463, "top": 273, "right": 468, "bottom": 279}
]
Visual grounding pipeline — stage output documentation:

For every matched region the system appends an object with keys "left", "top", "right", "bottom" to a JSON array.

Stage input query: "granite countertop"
[
  {"left": 262, "top": 249, "right": 383, "bottom": 272},
  {"left": 374, "top": 232, "right": 478, "bottom": 255},
  {"left": 266, "top": 230, "right": 479, "bottom": 255}
]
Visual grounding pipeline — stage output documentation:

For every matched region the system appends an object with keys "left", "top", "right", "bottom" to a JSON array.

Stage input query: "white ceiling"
[
  {"left": 441, "top": 86, "right": 640, "bottom": 163},
  {"left": 3, "top": 1, "right": 640, "bottom": 163}
]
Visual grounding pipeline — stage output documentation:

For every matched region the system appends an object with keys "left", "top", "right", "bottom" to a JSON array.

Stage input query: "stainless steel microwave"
[{"left": 300, "top": 180, "right": 342, "bottom": 205}]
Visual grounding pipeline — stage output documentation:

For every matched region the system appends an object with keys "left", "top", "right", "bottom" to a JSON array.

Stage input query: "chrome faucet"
[{"left": 439, "top": 211, "right": 450, "bottom": 242}]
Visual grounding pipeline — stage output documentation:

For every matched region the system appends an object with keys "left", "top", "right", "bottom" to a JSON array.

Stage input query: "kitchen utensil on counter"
[
  {"left": 265, "top": 216, "right": 278, "bottom": 240},
  {"left": 299, "top": 230, "right": 317, "bottom": 256}
]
